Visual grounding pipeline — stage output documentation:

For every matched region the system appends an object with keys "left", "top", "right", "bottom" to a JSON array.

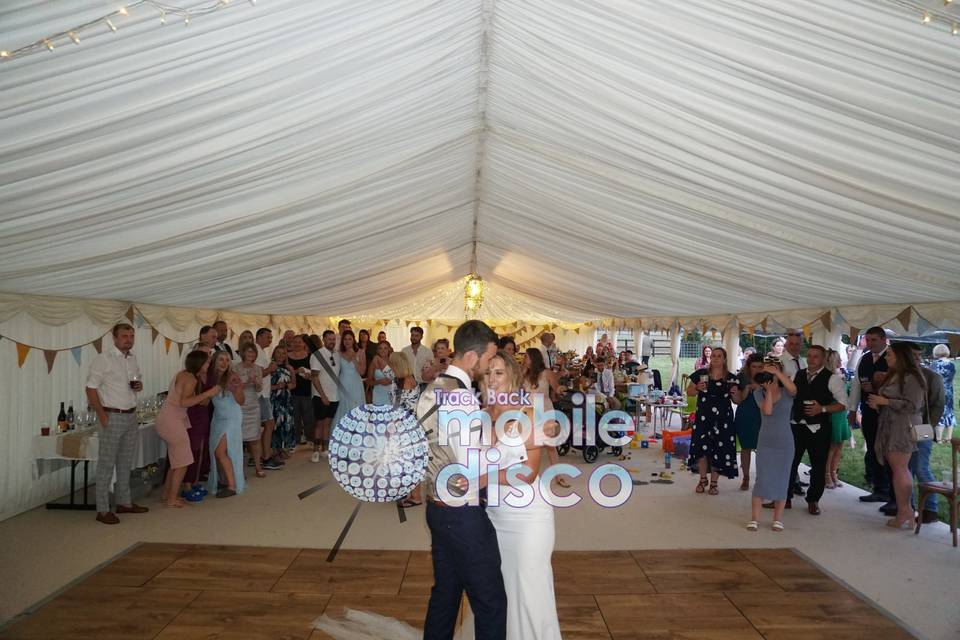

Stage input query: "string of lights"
[
  {"left": 882, "top": 0, "right": 960, "bottom": 36},
  {"left": 0, "top": 0, "right": 257, "bottom": 61}
]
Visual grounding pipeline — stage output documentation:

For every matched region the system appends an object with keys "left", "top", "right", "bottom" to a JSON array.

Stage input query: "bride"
[{"left": 313, "top": 349, "right": 561, "bottom": 640}]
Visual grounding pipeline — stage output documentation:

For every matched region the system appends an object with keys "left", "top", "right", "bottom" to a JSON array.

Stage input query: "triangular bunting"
[
  {"left": 134, "top": 312, "right": 145, "bottom": 328},
  {"left": 151, "top": 327, "right": 159, "bottom": 343},
  {"left": 947, "top": 334, "right": 960, "bottom": 357},
  {"left": 382, "top": 319, "right": 391, "bottom": 327},
  {"left": 914, "top": 313, "right": 933, "bottom": 336},
  {"left": 760, "top": 319, "right": 768, "bottom": 333},
  {"left": 426, "top": 319, "right": 433, "bottom": 327},
  {"left": 164, "top": 337, "right": 172, "bottom": 353},
  {"left": 93, "top": 337, "right": 103, "bottom": 353},
  {"left": 44, "top": 349, "right": 57, "bottom": 373},
  {"left": 802, "top": 325, "right": 812, "bottom": 340},
  {"left": 125, "top": 305, "right": 135, "bottom": 322},
  {"left": 820, "top": 311, "right": 832, "bottom": 332},
  {"left": 177, "top": 342, "right": 185, "bottom": 356},
  {"left": 850, "top": 326, "right": 860, "bottom": 341},
  {"left": 896, "top": 306, "right": 912, "bottom": 331},
  {"left": 71, "top": 346, "right": 83, "bottom": 366},
  {"left": 16, "top": 343, "right": 30, "bottom": 368}
]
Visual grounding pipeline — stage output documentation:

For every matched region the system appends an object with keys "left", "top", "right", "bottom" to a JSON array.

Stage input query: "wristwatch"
[{"left": 820, "top": 406, "right": 826, "bottom": 414}]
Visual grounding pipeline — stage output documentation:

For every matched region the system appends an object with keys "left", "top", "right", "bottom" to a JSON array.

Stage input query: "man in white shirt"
[
  {"left": 594, "top": 357, "right": 621, "bottom": 410},
  {"left": 85, "top": 323, "right": 149, "bottom": 525},
  {"left": 786, "top": 345, "right": 848, "bottom": 515},
  {"left": 254, "top": 328, "right": 281, "bottom": 470},
  {"left": 538, "top": 332, "right": 560, "bottom": 370},
  {"left": 403, "top": 326, "right": 434, "bottom": 385},
  {"left": 419, "top": 320, "right": 506, "bottom": 639},
  {"left": 779, "top": 329, "right": 807, "bottom": 380},
  {"left": 310, "top": 330, "right": 341, "bottom": 462},
  {"left": 212, "top": 320, "right": 234, "bottom": 360}
]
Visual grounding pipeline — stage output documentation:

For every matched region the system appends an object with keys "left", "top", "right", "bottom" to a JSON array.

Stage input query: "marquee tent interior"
[{"left": 2, "top": 0, "right": 960, "bottom": 521}]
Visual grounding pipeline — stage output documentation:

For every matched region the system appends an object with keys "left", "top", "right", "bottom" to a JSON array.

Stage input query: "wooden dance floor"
[{"left": 0, "top": 544, "right": 914, "bottom": 639}]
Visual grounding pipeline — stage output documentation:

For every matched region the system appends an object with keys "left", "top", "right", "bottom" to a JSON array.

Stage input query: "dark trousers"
[
  {"left": 424, "top": 502, "right": 507, "bottom": 640},
  {"left": 861, "top": 409, "right": 890, "bottom": 497},
  {"left": 790, "top": 422, "right": 832, "bottom": 504},
  {"left": 641, "top": 355, "right": 650, "bottom": 365}
]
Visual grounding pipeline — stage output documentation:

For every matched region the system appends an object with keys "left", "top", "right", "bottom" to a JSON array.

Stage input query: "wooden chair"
[{"left": 915, "top": 437, "right": 960, "bottom": 547}]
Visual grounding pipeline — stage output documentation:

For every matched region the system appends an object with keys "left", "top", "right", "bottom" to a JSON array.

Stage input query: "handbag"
[{"left": 912, "top": 383, "right": 935, "bottom": 443}]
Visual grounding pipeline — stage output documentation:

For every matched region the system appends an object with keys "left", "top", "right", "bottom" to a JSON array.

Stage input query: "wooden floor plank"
[
  {"left": 399, "top": 550, "right": 434, "bottom": 594},
  {"left": 738, "top": 548, "right": 845, "bottom": 593},
  {"left": 558, "top": 595, "right": 612, "bottom": 640},
  {"left": 146, "top": 545, "right": 301, "bottom": 592},
  {"left": 0, "top": 586, "right": 199, "bottom": 640},
  {"left": 273, "top": 549, "right": 410, "bottom": 595},
  {"left": 553, "top": 551, "right": 655, "bottom": 595},
  {"left": 631, "top": 549, "right": 783, "bottom": 594},
  {"left": 155, "top": 590, "right": 331, "bottom": 640},
  {"left": 81, "top": 543, "right": 196, "bottom": 588},
  {"left": 595, "top": 593, "right": 763, "bottom": 639}
]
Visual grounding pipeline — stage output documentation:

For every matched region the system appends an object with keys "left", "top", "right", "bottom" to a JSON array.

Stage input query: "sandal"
[
  {"left": 739, "top": 478, "right": 750, "bottom": 491},
  {"left": 556, "top": 478, "right": 571, "bottom": 489},
  {"left": 399, "top": 498, "right": 422, "bottom": 508},
  {"left": 695, "top": 477, "right": 708, "bottom": 494},
  {"left": 255, "top": 470, "right": 267, "bottom": 478},
  {"left": 708, "top": 481, "right": 719, "bottom": 495},
  {"left": 745, "top": 520, "right": 758, "bottom": 531},
  {"left": 772, "top": 521, "right": 784, "bottom": 532}
]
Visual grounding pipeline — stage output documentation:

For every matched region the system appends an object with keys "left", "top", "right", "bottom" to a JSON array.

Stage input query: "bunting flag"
[
  {"left": 125, "top": 305, "right": 135, "bottom": 322},
  {"left": 16, "top": 343, "right": 30, "bottom": 368},
  {"left": 164, "top": 337, "right": 172, "bottom": 353},
  {"left": 93, "top": 337, "right": 103, "bottom": 353},
  {"left": 43, "top": 349, "right": 57, "bottom": 373},
  {"left": 426, "top": 319, "right": 433, "bottom": 327},
  {"left": 947, "top": 333, "right": 960, "bottom": 357},
  {"left": 850, "top": 326, "right": 860, "bottom": 341},
  {"left": 802, "top": 325, "right": 812, "bottom": 340},
  {"left": 71, "top": 346, "right": 83, "bottom": 366},
  {"left": 820, "top": 311, "right": 832, "bottom": 332},
  {"left": 760, "top": 318, "right": 768, "bottom": 333},
  {"left": 914, "top": 313, "right": 933, "bottom": 336},
  {"left": 574, "top": 327, "right": 581, "bottom": 335},
  {"left": 134, "top": 312, "right": 145, "bottom": 328},
  {"left": 382, "top": 319, "right": 391, "bottom": 327},
  {"left": 896, "top": 306, "right": 912, "bottom": 331},
  {"left": 747, "top": 324, "right": 755, "bottom": 337},
  {"left": 151, "top": 327, "right": 159, "bottom": 343},
  {"left": 178, "top": 342, "right": 185, "bottom": 356}
]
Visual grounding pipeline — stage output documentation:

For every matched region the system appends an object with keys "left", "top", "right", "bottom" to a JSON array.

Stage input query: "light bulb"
[
  {"left": 160, "top": 10, "right": 166, "bottom": 24},
  {"left": 118, "top": 7, "right": 128, "bottom": 16},
  {"left": 106, "top": 18, "right": 117, "bottom": 32},
  {"left": 184, "top": 13, "right": 191, "bottom": 25},
  {"left": 0, "top": 50, "right": 10, "bottom": 59},
  {"left": 922, "top": 11, "right": 932, "bottom": 24},
  {"left": 68, "top": 32, "right": 80, "bottom": 44},
  {"left": 953, "top": 22, "right": 959, "bottom": 35},
  {"left": 44, "top": 39, "right": 54, "bottom": 51}
]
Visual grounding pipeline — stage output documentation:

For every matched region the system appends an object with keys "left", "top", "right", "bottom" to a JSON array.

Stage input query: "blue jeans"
[
  {"left": 909, "top": 440, "right": 938, "bottom": 512},
  {"left": 424, "top": 502, "right": 507, "bottom": 640}
]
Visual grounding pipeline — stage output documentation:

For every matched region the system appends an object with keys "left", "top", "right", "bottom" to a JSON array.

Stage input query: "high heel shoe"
[{"left": 886, "top": 513, "right": 918, "bottom": 529}]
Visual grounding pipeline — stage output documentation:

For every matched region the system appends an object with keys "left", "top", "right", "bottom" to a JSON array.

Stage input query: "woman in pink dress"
[{"left": 155, "top": 350, "right": 223, "bottom": 507}]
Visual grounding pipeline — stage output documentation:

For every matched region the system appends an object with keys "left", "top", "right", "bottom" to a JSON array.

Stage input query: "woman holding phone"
[{"left": 686, "top": 347, "right": 739, "bottom": 495}]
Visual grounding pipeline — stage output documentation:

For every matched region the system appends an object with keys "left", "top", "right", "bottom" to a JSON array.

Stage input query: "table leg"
[{"left": 46, "top": 459, "right": 96, "bottom": 511}]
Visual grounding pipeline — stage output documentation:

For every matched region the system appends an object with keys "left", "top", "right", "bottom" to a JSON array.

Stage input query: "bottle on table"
[
  {"left": 57, "top": 402, "right": 68, "bottom": 433},
  {"left": 67, "top": 404, "right": 75, "bottom": 430}
]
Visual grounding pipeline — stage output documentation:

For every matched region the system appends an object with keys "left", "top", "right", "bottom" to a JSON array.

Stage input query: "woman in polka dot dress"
[{"left": 686, "top": 347, "right": 739, "bottom": 495}]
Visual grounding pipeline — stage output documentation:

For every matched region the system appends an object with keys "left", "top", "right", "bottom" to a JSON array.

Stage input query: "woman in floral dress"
[{"left": 686, "top": 347, "right": 739, "bottom": 495}]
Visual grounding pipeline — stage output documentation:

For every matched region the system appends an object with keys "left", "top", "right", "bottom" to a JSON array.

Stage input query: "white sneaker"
[{"left": 310, "top": 451, "right": 320, "bottom": 463}]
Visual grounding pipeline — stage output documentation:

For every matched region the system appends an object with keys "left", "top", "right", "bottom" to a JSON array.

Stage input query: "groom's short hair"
[{"left": 454, "top": 320, "right": 498, "bottom": 357}]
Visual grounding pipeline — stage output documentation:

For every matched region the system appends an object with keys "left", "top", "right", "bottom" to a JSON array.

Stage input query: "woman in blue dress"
[
  {"left": 368, "top": 341, "right": 394, "bottom": 406},
  {"left": 748, "top": 362, "right": 797, "bottom": 532},
  {"left": 732, "top": 354, "right": 764, "bottom": 491},
  {"left": 270, "top": 345, "right": 296, "bottom": 454},
  {"left": 686, "top": 347, "right": 739, "bottom": 495},
  {"left": 207, "top": 351, "right": 246, "bottom": 498},
  {"left": 332, "top": 330, "right": 367, "bottom": 428},
  {"left": 931, "top": 344, "right": 956, "bottom": 443}
]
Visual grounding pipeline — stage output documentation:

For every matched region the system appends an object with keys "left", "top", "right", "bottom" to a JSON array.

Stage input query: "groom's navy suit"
[{"left": 418, "top": 370, "right": 507, "bottom": 640}]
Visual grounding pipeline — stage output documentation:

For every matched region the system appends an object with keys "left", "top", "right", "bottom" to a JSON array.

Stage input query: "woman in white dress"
[{"left": 483, "top": 350, "right": 562, "bottom": 640}]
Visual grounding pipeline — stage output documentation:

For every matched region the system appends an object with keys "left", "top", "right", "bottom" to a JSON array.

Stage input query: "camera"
[{"left": 754, "top": 371, "right": 774, "bottom": 385}]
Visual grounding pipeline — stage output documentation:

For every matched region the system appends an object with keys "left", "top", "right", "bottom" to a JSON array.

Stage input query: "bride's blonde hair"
[{"left": 480, "top": 350, "right": 524, "bottom": 399}]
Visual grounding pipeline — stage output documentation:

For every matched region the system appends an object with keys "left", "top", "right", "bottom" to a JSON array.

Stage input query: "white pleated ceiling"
[{"left": 1, "top": 0, "right": 958, "bottom": 322}]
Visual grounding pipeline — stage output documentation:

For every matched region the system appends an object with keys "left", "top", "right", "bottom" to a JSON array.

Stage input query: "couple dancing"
[{"left": 316, "top": 320, "right": 561, "bottom": 640}]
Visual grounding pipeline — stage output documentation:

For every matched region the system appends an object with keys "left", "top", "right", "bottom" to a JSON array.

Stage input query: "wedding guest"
[
  {"left": 848, "top": 326, "right": 891, "bottom": 504},
  {"left": 826, "top": 349, "right": 851, "bottom": 490},
  {"left": 358, "top": 329, "right": 378, "bottom": 364},
  {"left": 779, "top": 330, "right": 806, "bottom": 380},
  {"left": 732, "top": 354, "right": 764, "bottom": 491},
  {"left": 402, "top": 326, "right": 434, "bottom": 385},
  {"left": 377, "top": 330, "right": 387, "bottom": 343},
  {"left": 287, "top": 335, "right": 315, "bottom": 448},
  {"left": 212, "top": 320, "right": 234, "bottom": 360},
  {"left": 332, "top": 330, "right": 366, "bottom": 430},
  {"left": 269, "top": 345, "right": 297, "bottom": 456},
  {"left": 621, "top": 350, "right": 640, "bottom": 375},
  {"left": 594, "top": 357, "right": 620, "bottom": 410},
  {"left": 581, "top": 347, "right": 596, "bottom": 379},
  {"left": 740, "top": 346, "right": 757, "bottom": 370},
  {"left": 254, "top": 328, "right": 282, "bottom": 470},
  {"left": 788, "top": 345, "right": 847, "bottom": 516},
  {"left": 308, "top": 334, "right": 322, "bottom": 351},
  {"left": 86, "top": 323, "right": 149, "bottom": 525},
  {"left": 369, "top": 341, "right": 395, "bottom": 406},
  {"left": 768, "top": 337, "right": 785, "bottom": 359},
  {"left": 390, "top": 351, "right": 423, "bottom": 507},
  {"left": 596, "top": 333, "right": 610, "bottom": 353},
  {"left": 539, "top": 332, "right": 560, "bottom": 370},
  {"left": 208, "top": 351, "right": 245, "bottom": 497},
  {"left": 192, "top": 325, "right": 218, "bottom": 354},
  {"left": 694, "top": 345, "right": 712, "bottom": 370},
  {"left": 868, "top": 342, "right": 925, "bottom": 529},
  {"left": 433, "top": 338, "right": 452, "bottom": 374},
  {"left": 747, "top": 362, "right": 797, "bottom": 532},
  {"left": 237, "top": 330, "right": 254, "bottom": 358},
  {"left": 155, "top": 351, "right": 222, "bottom": 508},
  {"left": 906, "top": 343, "right": 945, "bottom": 524},
  {"left": 310, "top": 330, "right": 341, "bottom": 461},
  {"left": 183, "top": 351, "right": 215, "bottom": 501},
  {"left": 235, "top": 344, "right": 266, "bottom": 478},
  {"left": 640, "top": 330, "right": 654, "bottom": 365},
  {"left": 686, "top": 347, "right": 738, "bottom": 495},
  {"left": 498, "top": 335, "right": 517, "bottom": 358},
  {"left": 335, "top": 319, "right": 351, "bottom": 350},
  {"left": 931, "top": 344, "right": 956, "bottom": 443},
  {"left": 281, "top": 329, "right": 296, "bottom": 349}
]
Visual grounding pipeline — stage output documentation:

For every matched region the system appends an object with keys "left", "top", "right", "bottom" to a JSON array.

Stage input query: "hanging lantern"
[{"left": 464, "top": 274, "right": 485, "bottom": 317}]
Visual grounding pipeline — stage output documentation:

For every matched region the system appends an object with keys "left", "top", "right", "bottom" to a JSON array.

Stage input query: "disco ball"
[{"left": 328, "top": 404, "right": 429, "bottom": 502}]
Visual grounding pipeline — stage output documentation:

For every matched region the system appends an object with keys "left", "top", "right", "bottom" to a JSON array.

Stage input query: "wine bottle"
[
  {"left": 57, "top": 402, "right": 68, "bottom": 433},
  {"left": 67, "top": 404, "right": 76, "bottom": 430}
]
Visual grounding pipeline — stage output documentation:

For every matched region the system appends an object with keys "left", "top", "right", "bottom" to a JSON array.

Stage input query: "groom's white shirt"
[{"left": 442, "top": 364, "right": 486, "bottom": 505}]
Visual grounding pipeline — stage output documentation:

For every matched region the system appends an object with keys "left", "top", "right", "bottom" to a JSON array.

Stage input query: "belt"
[{"left": 103, "top": 407, "right": 136, "bottom": 414}]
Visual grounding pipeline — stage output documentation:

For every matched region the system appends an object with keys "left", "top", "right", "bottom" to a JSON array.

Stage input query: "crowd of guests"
[{"left": 684, "top": 327, "right": 956, "bottom": 533}]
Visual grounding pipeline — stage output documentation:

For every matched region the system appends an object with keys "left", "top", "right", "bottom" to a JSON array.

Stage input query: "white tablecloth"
[{"left": 32, "top": 420, "right": 166, "bottom": 478}]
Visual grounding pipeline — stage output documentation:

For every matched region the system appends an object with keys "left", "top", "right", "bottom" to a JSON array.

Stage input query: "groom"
[{"left": 417, "top": 320, "right": 506, "bottom": 640}]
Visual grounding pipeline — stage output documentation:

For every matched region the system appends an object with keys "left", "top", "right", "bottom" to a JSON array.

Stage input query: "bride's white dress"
[
  {"left": 313, "top": 427, "right": 561, "bottom": 640},
  {"left": 485, "top": 428, "right": 562, "bottom": 640}
]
